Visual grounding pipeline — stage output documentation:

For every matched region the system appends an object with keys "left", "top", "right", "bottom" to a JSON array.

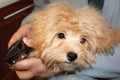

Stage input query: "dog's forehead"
[{"left": 55, "top": 23, "right": 81, "bottom": 33}]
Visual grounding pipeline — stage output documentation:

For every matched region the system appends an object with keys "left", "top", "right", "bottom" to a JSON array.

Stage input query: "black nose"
[{"left": 67, "top": 52, "right": 77, "bottom": 62}]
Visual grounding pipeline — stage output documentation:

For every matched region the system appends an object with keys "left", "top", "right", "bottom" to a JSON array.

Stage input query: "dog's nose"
[{"left": 67, "top": 52, "right": 77, "bottom": 62}]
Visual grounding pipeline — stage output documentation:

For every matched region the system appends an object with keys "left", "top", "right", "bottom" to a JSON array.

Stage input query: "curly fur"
[{"left": 29, "top": 3, "right": 120, "bottom": 79}]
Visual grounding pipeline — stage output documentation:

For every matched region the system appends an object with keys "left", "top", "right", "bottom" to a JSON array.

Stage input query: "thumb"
[{"left": 23, "top": 37, "right": 32, "bottom": 47}]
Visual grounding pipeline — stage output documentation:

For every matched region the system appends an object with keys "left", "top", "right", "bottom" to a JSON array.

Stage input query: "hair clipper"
[{"left": 3, "top": 40, "right": 33, "bottom": 65}]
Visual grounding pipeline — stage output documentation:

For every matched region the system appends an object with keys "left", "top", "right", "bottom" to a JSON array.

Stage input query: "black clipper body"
[{"left": 3, "top": 40, "right": 33, "bottom": 64}]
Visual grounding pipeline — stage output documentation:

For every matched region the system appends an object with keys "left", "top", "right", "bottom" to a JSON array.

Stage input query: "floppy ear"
[
  {"left": 30, "top": 4, "right": 65, "bottom": 55},
  {"left": 96, "top": 28, "right": 120, "bottom": 54},
  {"left": 111, "top": 29, "right": 120, "bottom": 46},
  {"left": 76, "top": 6, "right": 120, "bottom": 54},
  {"left": 30, "top": 6, "right": 50, "bottom": 56},
  {"left": 95, "top": 27, "right": 114, "bottom": 54}
]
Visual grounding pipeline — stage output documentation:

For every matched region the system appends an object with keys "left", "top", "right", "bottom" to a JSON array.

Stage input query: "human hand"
[
  {"left": 13, "top": 57, "right": 55, "bottom": 80},
  {"left": 8, "top": 23, "right": 55, "bottom": 79},
  {"left": 8, "top": 23, "right": 33, "bottom": 48}
]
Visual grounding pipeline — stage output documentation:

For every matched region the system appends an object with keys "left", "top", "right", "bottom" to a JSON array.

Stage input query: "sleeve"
[
  {"left": 102, "top": 0, "right": 120, "bottom": 27},
  {"left": 48, "top": 73, "right": 97, "bottom": 80},
  {"left": 49, "top": 0, "right": 88, "bottom": 8}
]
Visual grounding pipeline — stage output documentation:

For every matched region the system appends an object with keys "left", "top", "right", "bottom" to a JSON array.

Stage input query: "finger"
[
  {"left": 13, "top": 57, "right": 41, "bottom": 70},
  {"left": 23, "top": 37, "right": 32, "bottom": 47},
  {"left": 15, "top": 70, "right": 35, "bottom": 80},
  {"left": 8, "top": 33, "right": 21, "bottom": 48},
  {"left": 13, "top": 58, "right": 32, "bottom": 70},
  {"left": 8, "top": 23, "right": 33, "bottom": 48},
  {"left": 13, "top": 62, "right": 31, "bottom": 70},
  {"left": 8, "top": 28, "right": 26, "bottom": 48}
]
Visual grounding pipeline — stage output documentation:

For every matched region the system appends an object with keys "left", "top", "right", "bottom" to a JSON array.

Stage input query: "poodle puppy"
[{"left": 29, "top": 3, "right": 120, "bottom": 79}]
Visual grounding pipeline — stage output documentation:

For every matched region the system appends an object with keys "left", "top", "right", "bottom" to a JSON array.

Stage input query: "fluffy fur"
[{"left": 29, "top": 3, "right": 120, "bottom": 79}]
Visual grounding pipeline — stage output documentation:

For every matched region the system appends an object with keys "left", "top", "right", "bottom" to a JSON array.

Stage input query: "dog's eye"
[
  {"left": 80, "top": 38, "right": 86, "bottom": 44},
  {"left": 57, "top": 33, "right": 65, "bottom": 39}
]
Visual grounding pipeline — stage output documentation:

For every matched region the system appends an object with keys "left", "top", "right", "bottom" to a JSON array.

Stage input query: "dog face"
[
  {"left": 40, "top": 25, "right": 96, "bottom": 72},
  {"left": 30, "top": 4, "right": 120, "bottom": 73}
]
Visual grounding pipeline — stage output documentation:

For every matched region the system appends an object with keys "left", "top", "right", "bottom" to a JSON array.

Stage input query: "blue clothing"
[{"left": 80, "top": 45, "right": 120, "bottom": 78}]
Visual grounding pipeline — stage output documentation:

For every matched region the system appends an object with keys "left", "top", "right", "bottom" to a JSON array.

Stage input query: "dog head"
[{"left": 30, "top": 4, "right": 120, "bottom": 73}]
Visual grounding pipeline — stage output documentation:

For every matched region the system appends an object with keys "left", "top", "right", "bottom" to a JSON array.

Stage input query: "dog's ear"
[
  {"left": 111, "top": 29, "right": 120, "bottom": 46},
  {"left": 30, "top": 7, "right": 50, "bottom": 55},
  {"left": 95, "top": 28, "right": 114, "bottom": 54},
  {"left": 30, "top": 4, "right": 65, "bottom": 55},
  {"left": 76, "top": 6, "right": 120, "bottom": 55},
  {"left": 95, "top": 28, "right": 120, "bottom": 55}
]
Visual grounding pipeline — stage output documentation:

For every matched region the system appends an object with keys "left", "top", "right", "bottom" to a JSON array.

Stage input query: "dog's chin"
[
  {"left": 59, "top": 62, "right": 78, "bottom": 72},
  {"left": 46, "top": 62, "right": 77, "bottom": 73},
  {"left": 45, "top": 60, "right": 91, "bottom": 74}
]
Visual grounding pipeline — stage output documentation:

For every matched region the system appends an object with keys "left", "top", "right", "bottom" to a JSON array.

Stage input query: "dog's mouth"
[
  {"left": 64, "top": 61, "right": 73, "bottom": 64},
  {"left": 42, "top": 50, "right": 93, "bottom": 73},
  {"left": 44, "top": 59, "right": 81, "bottom": 73},
  {"left": 58, "top": 61, "right": 82, "bottom": 73}
]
